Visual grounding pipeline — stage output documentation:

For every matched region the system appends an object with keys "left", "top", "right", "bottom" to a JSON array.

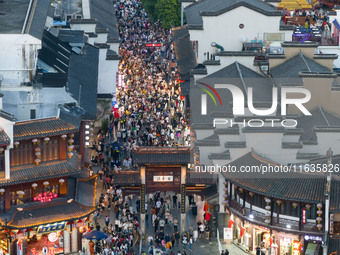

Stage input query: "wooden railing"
[{"left": 229, "top": 199, "right": 320, "bottom": 233}]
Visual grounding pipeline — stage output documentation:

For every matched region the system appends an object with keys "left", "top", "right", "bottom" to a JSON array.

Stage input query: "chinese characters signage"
[
  {"left": 302, "top": 208, "right": 307, "bottom": 225},
  {"left": 141, "top": 184, "right": 145, "bottom": 214},
  {"left": 153, "top": 176, "right": 173, "bottom": 182},
  {"left": 181, "top": 184, "right": 186, "bottom": 214},
  {"left": 37, "top": 222, "right": 66, "bottom": 234}
]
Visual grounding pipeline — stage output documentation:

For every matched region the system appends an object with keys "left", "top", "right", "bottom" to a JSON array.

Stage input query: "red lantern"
[{"left": 180, "top": 96, "right": 185, "bottom": 100}]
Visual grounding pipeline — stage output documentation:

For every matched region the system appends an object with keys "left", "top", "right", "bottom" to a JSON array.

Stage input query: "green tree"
[
  {"left": 155, "top": 0, "right": 181, "bottom": 28},
  {"left": 142, "top": 0, "right": 158, "bottom": 22}
]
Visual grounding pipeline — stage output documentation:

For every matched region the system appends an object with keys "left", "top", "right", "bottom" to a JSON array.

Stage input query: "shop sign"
[
  {"left": 140, "top": 184, "right": 145, "bottom": 214},
  {"left": 48, "top": 233, "right": 58, "bottom": 242},
  {"left": 37, "top": 222, "right": 66, "bottom": 234},
  {"left": 292, "top": 240, "right": 301, "bottom": 255},
  {"left": 304, "top": 235, "right": 322, "bottom": 242},
  {"left": 223, "top": 228, "right": 233, "bottom": 240},
  {"left": 302, "top": 208, "right": 307, "bottom": 225},
  {"left": 153, "top": 176, "right": 173, "bottom": 182},
  {"left": 181, "top": 184, "right": 186, "bottom": 214}
]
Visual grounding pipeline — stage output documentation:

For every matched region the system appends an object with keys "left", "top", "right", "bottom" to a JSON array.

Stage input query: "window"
[
  {"left": 10, "top": 142, "right": 34, "bottom": 166},
  {"left": 10, "top": 189, "right": 32, "bottom": 205},
  {"left": 30, "top": 109, "right": 36, "bottom": 119},
  {"left": 0, "top": 151, "right": 4, "bottom": 174}
]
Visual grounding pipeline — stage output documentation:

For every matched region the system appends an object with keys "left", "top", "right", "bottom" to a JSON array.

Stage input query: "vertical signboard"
[
  {"left": 302, "top": 208, "right": 307, "bottom": 225},
  {"left": 141, "top": 184, "right": 146, "bottom": 214},
  {"left": 181, "top": 184, "right": 186, "bottom": 214}
]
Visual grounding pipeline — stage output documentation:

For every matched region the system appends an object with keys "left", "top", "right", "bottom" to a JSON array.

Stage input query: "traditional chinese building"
[{"left": 0, "top": 117, "right": 96, "bottom": 254}]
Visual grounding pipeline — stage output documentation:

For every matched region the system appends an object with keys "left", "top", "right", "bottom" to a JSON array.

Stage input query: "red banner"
[
  {"left": 228, "top": 218, "right": 234, "bottom": 228},
  {"left": 270, "top": 237, "right": 273, "bottom": 247},
  {"left": 240, "top": 227, "right": 245, "bottom": 237},
  {"left": 205, "top": 212, "right": 211, "bottom": 221}
]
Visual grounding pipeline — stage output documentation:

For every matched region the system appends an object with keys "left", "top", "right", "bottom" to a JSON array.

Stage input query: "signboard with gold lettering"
[
  {"left": 141, "top": 184, "right": 146, "bottom": 214},
  {"left": 37, "top": 222, "right": 66, "bottom": 234},
  {"left": 181, "top": 184, "right": 186, "bottom": 214}
]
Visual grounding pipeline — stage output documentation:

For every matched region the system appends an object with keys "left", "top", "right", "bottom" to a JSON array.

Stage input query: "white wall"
[
  {"left": 70, "top": 23, "right": 96, "bottom": 33},
  {"left": 95, "top": 33, "right": 108, "bottom": 44},
  {"left": 0, "top": 35, "right": 41, "bottom": 85},
  {"left": 317, "top": 46, "right": 340, "bottom": 68},
  {"left": 190, "top": 7, "right": 284, "bottom": 63},
  {"left": 190, "top": 6, "right": 292, "bottom": 63},
  {"left": 97, "top": 49, "right": 118, "bottom": 95}
]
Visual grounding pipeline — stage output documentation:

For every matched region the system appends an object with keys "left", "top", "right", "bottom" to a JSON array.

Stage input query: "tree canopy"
[{"left": 142, "top": 0, "right": 181, "bottom": 29}]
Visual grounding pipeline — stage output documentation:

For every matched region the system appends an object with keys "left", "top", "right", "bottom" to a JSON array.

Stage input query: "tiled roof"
[
  {"left": 132, "top": 147, "right": 192, "bottom": 165},
  {"left": 185, "top": 0, "right": 281, "bottom": 27},
  {"left": 6, "top": 201, "right": 94, "bottom": 229},
  {"left": 0, "top": 159, "right": 80, "bottom": 187},
  {"left": 172, "top": 26, "right": 197, "bottom": 75},
  {"left": 223, "top": 152, "right": 327, "bottom": 203},
  {"left": 0, "top": 130, "right": 10, "bottom": 146},
  {"left": 14, "top": 118, "right": 78, "bottom": 141}
]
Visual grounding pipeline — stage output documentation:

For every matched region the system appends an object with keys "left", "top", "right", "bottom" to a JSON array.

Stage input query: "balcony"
[{"left": 229, "top": 199, "right": 320, "bottom": 234}]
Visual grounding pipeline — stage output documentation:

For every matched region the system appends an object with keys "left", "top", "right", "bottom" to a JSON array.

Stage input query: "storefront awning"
[{"left": 333, "top": 19, "right": 340, "bottom": 30}]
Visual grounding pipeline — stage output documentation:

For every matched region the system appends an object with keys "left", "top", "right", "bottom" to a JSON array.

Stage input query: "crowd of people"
[
  {"left": 85, "top": 0, "right": 198, "bottom": 253},
  {"left": 88, "top": 186, "right": 140, "bottom": 254},
  {"left": 110, "top": 0, "right": 191, "bottom": 154}
]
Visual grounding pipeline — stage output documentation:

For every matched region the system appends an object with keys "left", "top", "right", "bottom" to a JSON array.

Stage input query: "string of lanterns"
[
  {"left": 316, "top": 203, "right": 323, "bottom": 230},
  {"left": 222, "top": 180, "right": 228, "bottom": 206}
]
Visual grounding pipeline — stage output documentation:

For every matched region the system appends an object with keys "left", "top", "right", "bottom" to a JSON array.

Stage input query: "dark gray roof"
[
  {"left": 90, "top": 0, "right": 120, "bottom": 40},
  {"left": 27, "top": 0, "right": 50, "bottom": 40},
  {"left": 6, "top": 201, "right": 94, "bottom": 229},
  {"left": 0, "top": 130, "right": 10, "bottom": 146},
  {"left": 0, "top": 158, "right": 80, "bottom": 187},
  {"left": 132, "top": 147, "right": 192, "bottom": 165},
  {"left": 297, "top": 107, "right": 340, "bottom": 143},
  {"left": 270, "top": 52, "right": 331, "bottom": 85},
  {"left": 172, "top": 26, "right": 197, "bottom": 76},
  {"left": 191, "top": 62, "right": 274, "bottom": 125},
  {"left": 59, "top": 107, "right": 82, "bottom": 128},
  {"left": 67, "top": 43, "right": 99, "bottom": 120},
  {"left": 77, "top": 177, "right": 96, "bottom": 207},
  {"left": 14, "top": 117, "right": 78, "bottom": 141},
  {"left": 39, "top": 30, "right": 72, "bottom": 74},
  {"left": 223, "top": 152, "right": 327, "bottom": 203},
  {"left": 0, "top": 0, "right": 30, "bottom": 33},
  {"left": 185, "top": 0, "right": 281, "bottom": 27},
  {"left": 58, "top": 30, "right": 86, "bottom": 44}
]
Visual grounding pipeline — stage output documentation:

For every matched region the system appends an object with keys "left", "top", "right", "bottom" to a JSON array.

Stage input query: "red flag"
[
  {"left": 204, "top": 202, "right": 209, "bottom": 212},
  {"left": 228, "top": 218, "right": 234, "bottom": 228},
  {"left": 205, "top": 212, "right": 211, "bottom": 221},
  {"left": 240, "top": 227, "right": 246, "bottom": 238}
]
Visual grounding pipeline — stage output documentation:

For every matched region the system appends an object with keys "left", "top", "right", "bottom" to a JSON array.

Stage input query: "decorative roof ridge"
[
  {"left": 15, "top": 116, "right": 58, "bottom": 125},
  {"left": 251, "top": 150, "right": 281, "bottom": 166}
]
